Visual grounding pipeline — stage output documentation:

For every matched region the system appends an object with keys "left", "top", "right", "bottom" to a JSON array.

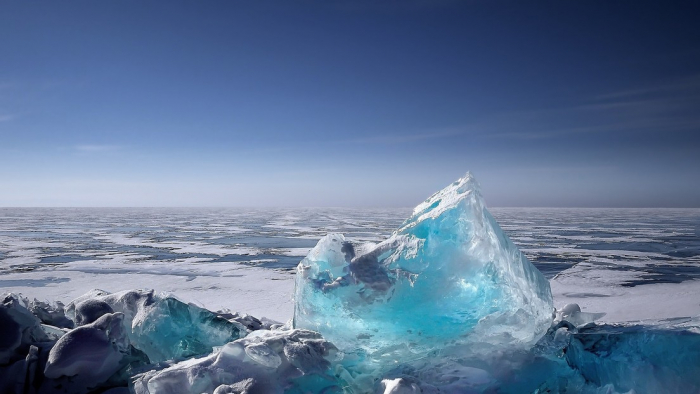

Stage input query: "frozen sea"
[{"left": 1, "top": 207, "right": 699, "bottom": 324}]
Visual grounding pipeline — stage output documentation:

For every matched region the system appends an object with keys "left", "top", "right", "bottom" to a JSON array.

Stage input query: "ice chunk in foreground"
[
  {"left": 20, "top": 297, "right": 74, "bottom": 329},
  {"left": 67, "top": 289, "right": 242, "bottom": 363},
  {"left": 562, "top": 324, "right": 700, "bottom": 394},
  {"left": 294, "top": 173, "right": 553, "bottom": 368},
  {"left": 133, "top": 329, "right": 339, "bottom": 394},
  {"left": 0, "top": 294, "right": 50, "bottom": 365},
  {"left": 44, "top": 312, "right": 128, "bottom": 383},
  {"left": 373, "top": 321, "right": 700, "bottom": 394}
]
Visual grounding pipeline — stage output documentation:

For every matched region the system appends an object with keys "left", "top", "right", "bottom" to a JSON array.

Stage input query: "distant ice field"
[{"left": 1, "top": 207, "right": 699, "bottom": 323}]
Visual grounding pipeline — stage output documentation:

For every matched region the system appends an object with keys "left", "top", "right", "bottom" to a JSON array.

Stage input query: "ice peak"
[{"left": 404, "top": 172, "right": 482, "bottom": 231}]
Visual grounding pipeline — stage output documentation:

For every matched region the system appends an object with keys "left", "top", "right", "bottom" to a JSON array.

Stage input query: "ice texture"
[
  {"left": 562, "top": 324, "right": 700, "bottom": 394},
  {"left": 67, "top": 289, "right": 242, "bottom": 363},
  {"left": 294, "top": 173, "right": 553, "bottom": 370},
  {"left": 20, "top": 297, "right": 74, "bottom": 329},
  {"left": 133, "top": 329, "right": 339, "bottom": 394},
  {"left": 74, "top": 299, "right": 114, "bottom": 325},
  {"left": 44, "top": 312, "right": 128, "bottom": 382},
  {"left": 370, "top": 311, "right": 700, "bottom": 394},
  {"left": 0, "top": 294, "right": 50, "bottom": 365}
]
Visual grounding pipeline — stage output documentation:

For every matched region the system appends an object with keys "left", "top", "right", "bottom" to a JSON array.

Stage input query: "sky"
[{"left": 1, "top": 1, "right": 699, "bottom": 207}]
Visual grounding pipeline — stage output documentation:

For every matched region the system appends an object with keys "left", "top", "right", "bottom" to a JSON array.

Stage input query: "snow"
[
  {"left": 0, "top": 266, "right": 295, "bottom": 323},
  {"left": 551, "top": 264, "right": 700, "bottom": 323}
]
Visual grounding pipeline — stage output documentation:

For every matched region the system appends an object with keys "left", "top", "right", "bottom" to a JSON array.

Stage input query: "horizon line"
[{"left": 1, "top": 206, "right": 698, "bottom": 210}]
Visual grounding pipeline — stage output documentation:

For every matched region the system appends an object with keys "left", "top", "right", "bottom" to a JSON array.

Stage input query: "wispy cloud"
[
  {"left": 340, "top": 127, "right": 469, "bottom": 145},
  {"left": 0, "top": 114, "right": 14, "bottom": 122},
  {"left": 503, "top": 164, "right": 619, "bottom": 173},
  {"left": 74, "top": 144, "right": 122, "bottom": 152},
  {"left": 595, "top": 74, "right": 700, "bottom": 100},
  {"left": 482, "top": 74, "right": 700, "bottom": 140},
  {"left": 489, "top": 126, "right": 606, "bottom": 140}
]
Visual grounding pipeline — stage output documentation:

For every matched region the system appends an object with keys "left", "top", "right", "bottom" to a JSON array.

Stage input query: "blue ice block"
[{"left": 293, "top": 173, "right": 553, "bottom": 373}]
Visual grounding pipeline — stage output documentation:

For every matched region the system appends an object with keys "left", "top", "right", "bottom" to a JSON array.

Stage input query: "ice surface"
[
  {"left": 0, "top": 249, "right": 298, "bottom": 323},
  {"left": 294, "top": 173, "right": 553, "bottom": 371},
  {"left": 3, "top": 206, "right": 695, "bottom": 326},
  {"left": 2, "top": 184, "right": 700, "bottom": 393},
  {"left": 551, "top": 263, "right": 700, "bottom": 323}
]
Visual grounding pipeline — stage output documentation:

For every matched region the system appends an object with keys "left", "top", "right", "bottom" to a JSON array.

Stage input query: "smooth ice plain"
[{"left": 1, "top": 174, "right": 700, "bottom": 394}]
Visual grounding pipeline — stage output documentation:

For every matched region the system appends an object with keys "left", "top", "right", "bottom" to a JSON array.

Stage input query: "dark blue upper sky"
[{"left": 1, "top": 1, "right": 699, "bottom": 207}]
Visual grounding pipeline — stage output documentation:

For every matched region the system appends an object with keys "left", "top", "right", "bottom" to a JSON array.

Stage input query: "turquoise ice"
[
  {"left": 293, "top": 173, "right": 553, "bottom": 372},
  {"left": 67, "top": 289, "right": 242, "bottom": 363}
]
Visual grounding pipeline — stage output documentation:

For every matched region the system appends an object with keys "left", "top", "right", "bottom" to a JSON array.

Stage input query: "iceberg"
[{"left": 293, "top": 174, "right": 553, "bottom": 373}]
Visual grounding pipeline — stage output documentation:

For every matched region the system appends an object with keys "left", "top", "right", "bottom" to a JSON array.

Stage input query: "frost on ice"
[{"left": 293, "top": 173, "right": 553, "bottom": 365}]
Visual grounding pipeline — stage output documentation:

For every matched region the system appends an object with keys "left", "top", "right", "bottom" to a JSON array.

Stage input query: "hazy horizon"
[
  {"left": 2, "top": 1, "right": 699, "bottom": 208},
  {"left": 2, "top": 205, "right": 699, "bottom": 210}
]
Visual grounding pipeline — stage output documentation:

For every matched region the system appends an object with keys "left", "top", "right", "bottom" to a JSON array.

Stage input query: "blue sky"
[{"left": 1, "top": 1, "right": 699, "bottom": 207}]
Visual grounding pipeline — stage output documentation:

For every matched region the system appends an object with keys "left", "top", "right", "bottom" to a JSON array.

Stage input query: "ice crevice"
[{"left": 1, "top": 173, "right": 699, "bottom": 393}]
